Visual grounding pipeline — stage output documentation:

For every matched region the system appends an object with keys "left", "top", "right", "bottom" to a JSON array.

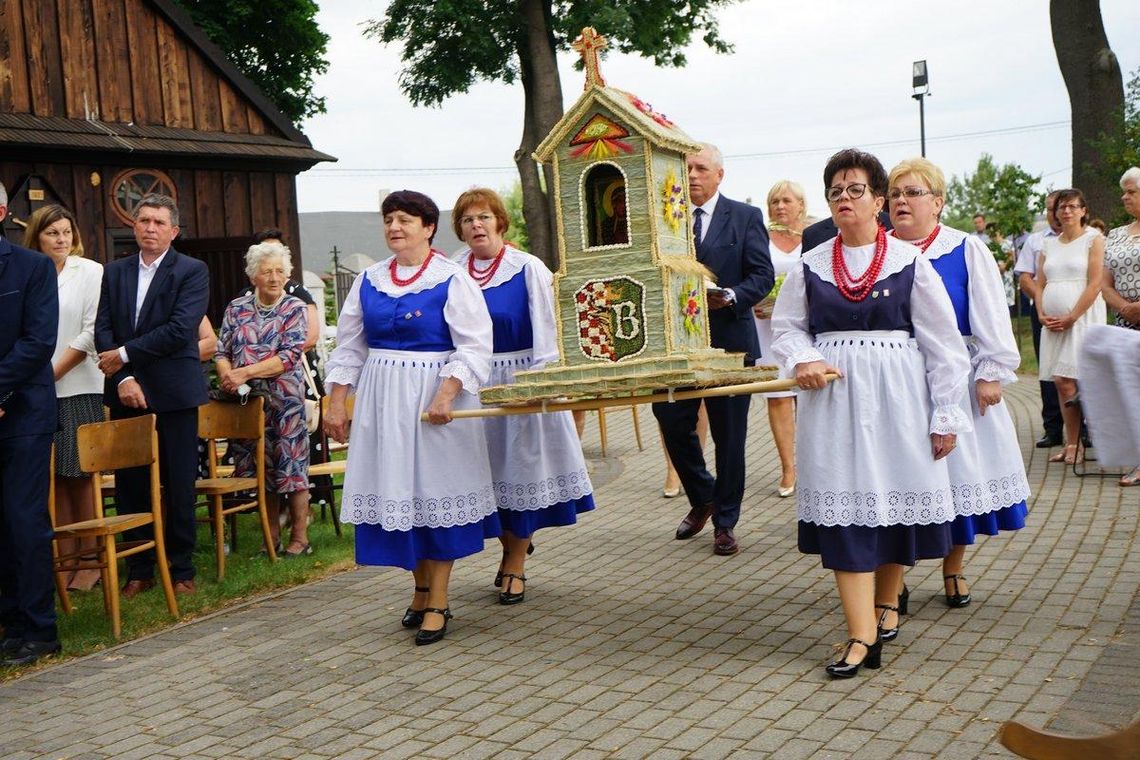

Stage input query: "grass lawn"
[
  {"left": 3, "top": 470, "right": 356, "bottom": 680},
  {"left": 1010, "top": 314, "right": 1038, "bottom": 376}
]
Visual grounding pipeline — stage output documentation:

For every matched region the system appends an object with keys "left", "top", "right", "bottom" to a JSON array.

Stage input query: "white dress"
[
  {"left": 455, "top": 247, "right": 595, "bottom": 538},
  {"left": 1038, "top": 229, "right": 1107, "bottom": 379},
  {"left": 913, "top": 227, "right": 1030, "bottom": 543},
  {"left": 771, "top": 236, "right": 973, "bottom": 570},
  {"left": 753, "top": 241, "right": 801, "bottom": 399},
  {"left": 324, "top": 254, "right": 499, "bottom": 570}
]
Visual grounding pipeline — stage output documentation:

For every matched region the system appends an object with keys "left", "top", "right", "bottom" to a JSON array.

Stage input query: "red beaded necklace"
[
  {"left": 467, "top": 246, "right": 506, "bottom": 288},
  {"left": 389, "top": 250, "right": 435, "bottom": 286},
  {"left": 832, "top": 225, "right": 888, "bottom": 302},
  {"left": 891, "top": 224, "right": 941, "bottom": 253}
]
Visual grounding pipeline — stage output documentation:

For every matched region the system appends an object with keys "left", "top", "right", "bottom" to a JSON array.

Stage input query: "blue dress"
[
  {"left": 324, "top": 254, "right": 501, "bottom": 571},
  {"left": 919, "top": 227, "right": 1029, "bottom": 545},
  {"left": 459, "top": 247, "right": 595, "bottom": 538},
  {"left": 771, "top": 236, "right": 974, "bottom": 571}
]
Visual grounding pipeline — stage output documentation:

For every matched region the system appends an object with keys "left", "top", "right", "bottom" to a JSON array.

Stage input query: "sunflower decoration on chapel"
[{"left": 661, "top": 167, "right": 686, "bottom": 233}]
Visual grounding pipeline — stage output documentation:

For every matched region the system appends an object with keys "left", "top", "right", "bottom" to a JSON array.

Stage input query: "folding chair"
[
  {"left": 309, "top": 395, "right": 354, "bottom": 535},
  {"left": 194, "top": 398, "right": 277, "bottom": 581},
  {"left": 51, "top": 415, "right": 179, "bottom": 639}
]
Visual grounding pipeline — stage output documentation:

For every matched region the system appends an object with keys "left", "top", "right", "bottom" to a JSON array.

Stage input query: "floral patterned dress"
[{"left": 217, "top": 293, "right": 310, "bottom": 493}]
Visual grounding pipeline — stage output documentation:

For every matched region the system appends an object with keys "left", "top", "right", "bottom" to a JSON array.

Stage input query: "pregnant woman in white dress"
[{"left": 1036, "top": 188, "right": 1106, "bottom": 465}]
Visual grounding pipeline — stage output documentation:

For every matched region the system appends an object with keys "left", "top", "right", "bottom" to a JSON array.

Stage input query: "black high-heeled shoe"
[
  {"left": 825, "top": 636, "right": 883, "bottom": 679},
  {"left": 898, "top": 584, "right": 910, "bottom": 616},
  {"left": 401, "top": 585, "right": 430, "bottom": 628},
  {"left": 415, "top": 607, "right": 452, "bottom": 646},
  {"left": 499, "top": 573, "right": 527, "bottom": 605},
  {"left": 876, "top": 604, "right": 900, "bottom": 643},
  {"left": 493, "top": 541, "right": 535, "bottom": 587},
  {"left": 944, "top": 574, "right": 972, "bottom": 608}
]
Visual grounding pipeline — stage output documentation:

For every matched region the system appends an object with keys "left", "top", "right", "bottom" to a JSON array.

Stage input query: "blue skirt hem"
[
  {"left": 951, "top": 500, "right": 1027, "bottom": 546},
  {"left": 498, "top": 495, "right": 594, "bottom": 539},
  {"left": 354, "top": 515, "right": 503, "bottom": 571},
  {"left": 799, "top": 520, "right": 953, "bottom": 572}
]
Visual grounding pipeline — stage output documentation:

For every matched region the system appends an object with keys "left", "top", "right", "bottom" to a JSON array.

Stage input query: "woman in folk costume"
[
  {"left": 885, "top": 157, "right": 1029, "bottom": 624},
  {"left": 452, "top": 188, "right": 595, "bottom": 606},
  {"left": 324, "top": 190, "right": 499, "bottom": 646},
  {"left": 771, "top": 149, "right": 972, "bottom": 678}
]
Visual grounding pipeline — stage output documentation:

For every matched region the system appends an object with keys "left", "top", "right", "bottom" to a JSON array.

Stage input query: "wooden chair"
[
  {"left": 194, "top": 398, "right": 277, "bottom": 581},
  {"left": 596, "top": 405, "right": 644, "bottom": 457},
  {"left": 998, "top": 719, "right": 1140, "bottom": 759},
  {"left": 51, "top": 415, "right": 179, "bottom": 639},
  {"left": 309, "top": 395, "right": 354, "bottom": 535}
]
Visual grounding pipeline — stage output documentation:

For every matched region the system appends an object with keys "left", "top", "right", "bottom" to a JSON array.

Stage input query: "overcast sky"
[{"left": 295, "top": 1, "right": 1140, "bottom": 223}]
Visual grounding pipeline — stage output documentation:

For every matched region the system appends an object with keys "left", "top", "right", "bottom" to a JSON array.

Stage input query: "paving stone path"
[{"left": 1, "top": 379, "right": 1137, "bottom": 759}]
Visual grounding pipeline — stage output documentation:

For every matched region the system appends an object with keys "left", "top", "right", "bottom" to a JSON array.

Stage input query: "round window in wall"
[{"left": 109, "top": 169, "right": 177, "bottom": 226}]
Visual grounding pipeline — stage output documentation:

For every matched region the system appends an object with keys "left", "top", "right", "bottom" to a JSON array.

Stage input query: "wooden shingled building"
[{"left": 0, "top": 0, "right": 335, "bottom": 323}]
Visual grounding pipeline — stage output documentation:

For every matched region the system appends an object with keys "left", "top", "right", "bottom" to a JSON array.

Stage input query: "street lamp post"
[{"left": 912, "top": 60, "right": 931, "bottom": 157}]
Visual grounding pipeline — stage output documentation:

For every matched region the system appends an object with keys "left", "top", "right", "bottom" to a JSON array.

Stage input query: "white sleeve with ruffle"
[
  {"left": 963, "top": 237, "right": 1020, "bottom": 384},
  {"left": 440, "top": 273, "right": 494, "bottom": 394},
  {"left": 770, "top": 264, "right": 823, "bottom": 373},
  {"left": 911, "top": 257, "right": 974, "bottom": 434},
  {"left": 323, "top": 272, "right": 368, "bottom": 390},
  {"left": 523, "top": 255, "right": 560, "bottom": 369}
]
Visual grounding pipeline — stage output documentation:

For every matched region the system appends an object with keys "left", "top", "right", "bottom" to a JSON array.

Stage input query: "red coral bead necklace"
[
  {"left": 468, "top": 246, "right": 506, "bottom": 287},
  {"left": 389, "top": 250, "right": 436, "bottom": 286},
  {"left": 891, "top": 224, "right": 941, "bottom": 253},
  {"left": 832, "top": 225, "right": 888, "bottom": 302}
]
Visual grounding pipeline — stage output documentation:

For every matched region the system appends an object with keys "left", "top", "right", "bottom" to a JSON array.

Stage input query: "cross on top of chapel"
[{"left": 572, "top": 27, "right": 607, "bottom": 89}]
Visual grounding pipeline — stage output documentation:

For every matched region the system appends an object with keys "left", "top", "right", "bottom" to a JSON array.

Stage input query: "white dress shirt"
[
  {"left": 118, "top": 249, "right": 169, "bottom": 375},
  {"left": 693, "top": 192, "right": 735, "bottom": 303}
]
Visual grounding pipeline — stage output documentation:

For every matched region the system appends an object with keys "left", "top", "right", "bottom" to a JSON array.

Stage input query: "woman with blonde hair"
[
  {"left": 753, "top": 180, "right": 807, "bottom": 496},
  {"left": 24, "top": 205, "right": 104, "bottom": 591}
]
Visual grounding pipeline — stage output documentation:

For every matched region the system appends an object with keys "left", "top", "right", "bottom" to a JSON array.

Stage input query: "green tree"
[
  {"left": 1089, "top": 66, "right": 1140, "bottom": 225},
  {"left": 944, "top": 154, "right": 1044, "bottom": 237},
  {"left": 172, "top": 0, "right": 330, "bottom": 123},
  {"left": 366, "top": 0, "right": 734, "bottom": 268},
  {"left": 501, "top": 182, "right": 530, "bottom": 252}
]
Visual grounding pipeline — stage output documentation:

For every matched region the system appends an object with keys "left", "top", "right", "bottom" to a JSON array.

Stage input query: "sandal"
[
  {"left": 1049, "top": 445, "right": 1078, "bottom": 464},
  {"left": 492, "top": 541, "right": 535, "bottom": 587},
  {"left": 499, "top": 573, "right": 527, "bottom": 605},
  {"left": 944, "top": 574, "right": 972, "bottom": 608},
  {"left": 282, "top": 542, "right": 313, "bottom": 558},
  {"left": 1120, "top": 467, "right": 1140, "bottom": 487}
]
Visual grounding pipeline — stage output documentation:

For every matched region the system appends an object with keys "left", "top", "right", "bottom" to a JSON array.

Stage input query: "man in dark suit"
[
  {"left": 0, "top": 181, "right": 62, "bottom": 667},
  {"left": 652, "top": 144, "right": 774, "bottom": 556},
  {"left": 95, "top": 194, "right": 209, "bottom": 597}
]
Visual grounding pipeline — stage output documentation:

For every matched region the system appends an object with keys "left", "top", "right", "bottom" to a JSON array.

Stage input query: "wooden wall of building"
[{"left": 0, "top": 0, "right": 275, "bottom": 137}]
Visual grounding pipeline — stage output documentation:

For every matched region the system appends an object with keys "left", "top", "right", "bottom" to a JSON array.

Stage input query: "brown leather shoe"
[
  {"left": 713, "top": 527, "right": 739, "bottom": 556},
  {"left": 675, "top": 503, "right": 714, "bottom": 540},
  {"left": 173, "top": 580, "right": 197, "bottom": 596},
  {"left": 121, "top": 579, "right": 154, "bottom": 599}
]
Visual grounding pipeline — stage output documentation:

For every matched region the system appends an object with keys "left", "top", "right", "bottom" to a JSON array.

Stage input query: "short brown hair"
[
  {"left": 23, "top": 204, "right": 84, "bottom": 257},
  {"left": 824, "top": 148, "right": 888, "bottom": 199},
  {"left": 1054, "top": 188, "right": 1090, "bottom": 227},
  {"left": 451, "top": 188, "right": 510, "bottom": 241}
]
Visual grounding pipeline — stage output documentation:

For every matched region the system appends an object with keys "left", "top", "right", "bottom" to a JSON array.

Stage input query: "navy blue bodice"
[
  {"left": 482, "top": 269, "right": 534, "bottom": 353},
  {"left": 928, "top": 242, "right": 971, "bottom": 336},
  {"left": 359, "top": 276, "right": 455, "bottom": 351},
  {"left": 805, "top": 263, "right": 916, "bottom": 335}
]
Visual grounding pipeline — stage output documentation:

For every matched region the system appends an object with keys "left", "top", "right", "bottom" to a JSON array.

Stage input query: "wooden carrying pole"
[{"left": 421, "top": 375, "right": 839, "bottom": 421}]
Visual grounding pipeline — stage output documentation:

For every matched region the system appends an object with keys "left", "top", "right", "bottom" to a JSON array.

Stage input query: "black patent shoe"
[
  {"left": 415, "top": 608, "right": 452, "bottom": 646},
  {"left": 944, "top": 574, "right": 972, "bottom": 608},
  {"left": 401, "top": 585, "right": 430, "bottom": 629},
  {"left": 876, "top": 604, "right": 900, "bottom": 643},
  {"left": 898, "top": 584, "right": 910, "bottom": 616},
  {"left": 499, "top": 573, "right": 527, "bottom": 605},
  {"left": 825, "top": 637, "right": 882, "bottom": 679},
  {"left": 1, "top": 639, "right": 61, "bottom": 668},
  {"left": 493, "top": 542, "right": 535, "bottom": 587}
]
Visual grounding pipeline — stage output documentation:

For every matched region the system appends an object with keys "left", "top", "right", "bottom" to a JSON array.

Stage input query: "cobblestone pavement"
[{"left": 1, "top": 380, "right": 1137, "bottom": 759}]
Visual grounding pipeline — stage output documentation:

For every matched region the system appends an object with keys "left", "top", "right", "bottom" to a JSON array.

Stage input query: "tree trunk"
[
  {"left": 514, "top": 0, "right": 564, "bottom": 269},
  {"left": 1050, "top": 0, "right": 1124, "bottom": 218}
]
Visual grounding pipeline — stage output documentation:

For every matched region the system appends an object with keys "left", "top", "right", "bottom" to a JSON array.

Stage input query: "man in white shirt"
[{"left": 1014, "top": 191, "right": 1063, "bottom": 447}]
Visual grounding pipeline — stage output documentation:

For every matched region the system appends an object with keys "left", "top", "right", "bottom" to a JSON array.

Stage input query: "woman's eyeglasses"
[
  {"left": 459, "top": 213, "right": 495, "bottom": 227},
  {"left": 888, "top": 187, "right": 937, "bottom": 200},
  {"left": 826, "top": 183, "right": 868, "bottom": 202}
]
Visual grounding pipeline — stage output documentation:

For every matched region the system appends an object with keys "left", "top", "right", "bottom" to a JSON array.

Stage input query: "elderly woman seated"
[{"left": 215, "top": 242, "right": 312, "bottom": 556}]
